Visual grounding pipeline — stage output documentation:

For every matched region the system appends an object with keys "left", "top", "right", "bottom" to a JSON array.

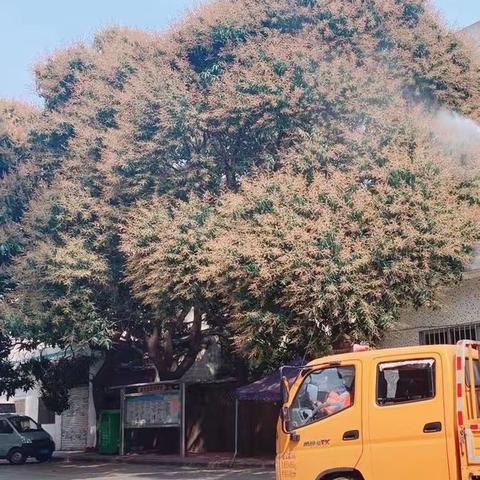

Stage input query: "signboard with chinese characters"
[{"left": 125, "top": 384, "right": 181, "bottom": 429}]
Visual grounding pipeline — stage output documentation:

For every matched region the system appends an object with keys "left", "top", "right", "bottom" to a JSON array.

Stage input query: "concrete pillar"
[{"left": 87, "top": 357, "right": 105, "bottom": 449}]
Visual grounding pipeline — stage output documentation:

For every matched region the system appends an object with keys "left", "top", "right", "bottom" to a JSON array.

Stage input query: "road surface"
[{"left": 0, "top": 461, "right": 275, "bottom": 479}]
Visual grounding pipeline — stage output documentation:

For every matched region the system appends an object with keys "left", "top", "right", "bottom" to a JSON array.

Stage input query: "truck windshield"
[
  {"left": 287, "top": 366, "right": 355, "bottom": 431},
  {"left": 9, "top": 416, "right": 42, "bottom": 433}
]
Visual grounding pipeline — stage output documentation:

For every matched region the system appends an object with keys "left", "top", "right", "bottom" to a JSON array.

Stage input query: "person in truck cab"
[
  {"left": 293, "top": 368, "right": 352, "bottom": 425},
  {"left": 313, "top": 380, "right": 351, "bottom": 416}
]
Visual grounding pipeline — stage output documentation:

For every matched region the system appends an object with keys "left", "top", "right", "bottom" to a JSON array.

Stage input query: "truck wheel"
[{"left": 7, "top": 448, "right": 27, "bottom": 465}]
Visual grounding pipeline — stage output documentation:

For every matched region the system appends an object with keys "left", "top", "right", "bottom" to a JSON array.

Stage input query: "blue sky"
[{"left": 1, "top": 0, "right": 479, "bottom": 104}]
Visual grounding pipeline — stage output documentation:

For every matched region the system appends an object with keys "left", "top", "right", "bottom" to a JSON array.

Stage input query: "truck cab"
[{"left": 276, "top": 341, "right": 480, "bottom": 480}]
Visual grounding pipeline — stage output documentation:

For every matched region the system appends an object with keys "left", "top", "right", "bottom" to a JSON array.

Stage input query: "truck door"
[
  {"left": 278, "top": 361, "right": 363, "bottom": 480},
  {"left": 369, "top": 354, "right": 450, "bottom": 480}
]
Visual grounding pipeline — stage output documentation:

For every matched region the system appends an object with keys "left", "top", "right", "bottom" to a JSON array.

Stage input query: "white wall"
[{"left": 381, "top": 277, "right": 480, "bottom": 348}]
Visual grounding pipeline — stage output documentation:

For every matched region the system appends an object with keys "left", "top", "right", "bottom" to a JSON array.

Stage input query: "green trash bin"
[{"left": 98, "top": 410, "right": 121, "bottom": 455}]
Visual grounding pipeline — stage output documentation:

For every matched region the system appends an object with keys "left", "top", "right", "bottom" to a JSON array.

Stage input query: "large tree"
[{"left": 122, "top": 125, "right": 480, "bottom": 370}]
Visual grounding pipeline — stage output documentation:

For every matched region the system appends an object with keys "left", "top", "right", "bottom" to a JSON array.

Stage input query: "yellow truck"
[{"left": 276, "top": 341, "right": 480, "bottom": 480}]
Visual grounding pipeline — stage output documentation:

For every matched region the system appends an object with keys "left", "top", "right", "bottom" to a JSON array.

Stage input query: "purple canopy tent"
[
  {"left": 232, "top": 363, "right": 304, "bottom": 461},
  {"left": 235, "top": 365, "right": 301, "bottom": 402}
]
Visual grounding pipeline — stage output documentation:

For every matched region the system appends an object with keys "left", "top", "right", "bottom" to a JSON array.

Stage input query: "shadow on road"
[{"left": 0, "top": 461, "right": 275, "bottom": 480}]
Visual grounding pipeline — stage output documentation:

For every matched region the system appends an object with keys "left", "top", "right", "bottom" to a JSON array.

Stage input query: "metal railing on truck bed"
[{"left": 457, "top": 341, "right": 480, "bottom": 469}]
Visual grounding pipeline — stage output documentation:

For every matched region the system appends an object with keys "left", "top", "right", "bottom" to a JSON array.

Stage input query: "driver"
[{"left": 313, "top": 370, "right": 351, "bottom": 416}]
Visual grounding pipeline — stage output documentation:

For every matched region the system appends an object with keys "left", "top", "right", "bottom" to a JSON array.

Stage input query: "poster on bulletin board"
[{"left": 125, "top": 386, "right": 181, "bottom": 428}]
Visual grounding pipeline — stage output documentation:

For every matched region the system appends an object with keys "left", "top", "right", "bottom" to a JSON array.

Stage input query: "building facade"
[
  {"left": 382, "top": 246, "right": 480, "bottom": 348},
  {"left": 0, "top": 381, "right": 90, "bottom": 451},
  {"left": 463, "top": 20, "right": 480, "bottom": 49},
  {"left": 0, "top": 338, "right": 222, "bottom": 452}
]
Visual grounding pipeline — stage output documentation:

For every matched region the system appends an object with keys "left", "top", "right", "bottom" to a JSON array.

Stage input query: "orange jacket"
[{"left": 322, "top": 388, "right": 351, "bottom": 415}]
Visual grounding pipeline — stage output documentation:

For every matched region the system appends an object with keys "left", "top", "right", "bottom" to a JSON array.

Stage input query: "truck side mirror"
[{"left": 281, "top": 376, "right": 290, "bottom": 405}]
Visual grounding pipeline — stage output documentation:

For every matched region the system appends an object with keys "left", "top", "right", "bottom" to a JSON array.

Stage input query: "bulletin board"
[
  {"left": 120, "top": 382, "right": 186, "bottom": 456},
  {"left": 125, "top": 389, "right": 181, "bottom": 428}
]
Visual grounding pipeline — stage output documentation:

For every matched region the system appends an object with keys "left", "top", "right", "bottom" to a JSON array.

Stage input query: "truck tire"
[{"left": 7, "top": 448, "right": 27, "bottom": 465}]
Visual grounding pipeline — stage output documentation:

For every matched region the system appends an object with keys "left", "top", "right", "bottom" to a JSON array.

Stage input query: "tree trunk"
[{"left": 146, "top": 308, "right": 204, "bottom": 381}]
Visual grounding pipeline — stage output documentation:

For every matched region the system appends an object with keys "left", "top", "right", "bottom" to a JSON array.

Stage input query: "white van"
[{"left": 0, "top": 414, "right": 55, "bottom": 464}]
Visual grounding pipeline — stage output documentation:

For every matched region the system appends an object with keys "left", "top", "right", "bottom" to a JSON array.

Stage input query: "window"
[
  {"left": 0, "top": 404, "right": 15, "bottom": 414},
  {"left": 377, "top": 359, "right": 435, "bottom": 406},
  {"left": 420, "top": 324, "right": 480, "bottom": 345},
  {"left": 287, "top": 366, "right": 355, "bottom": 430},
  {"left": 38, "top": 397, "right": 55, "bottom": 425},
  {"left": 465, "top": 358, "right": 480, "bottom": 387},
  {"left": 0, "top": 420, "right": 13, "bottom": 434},
  {"left": 9, "top": 416, "right": 42, "bottom": 433}
]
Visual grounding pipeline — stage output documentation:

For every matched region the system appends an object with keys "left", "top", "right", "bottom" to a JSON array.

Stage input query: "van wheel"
[{"left": 7, "top": 448, "right": 27, "bottom": 465}]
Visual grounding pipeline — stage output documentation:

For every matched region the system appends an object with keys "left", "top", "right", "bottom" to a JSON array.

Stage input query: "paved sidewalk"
[{"left": 55, "top": 451, "right": 275, "bottom": 470}]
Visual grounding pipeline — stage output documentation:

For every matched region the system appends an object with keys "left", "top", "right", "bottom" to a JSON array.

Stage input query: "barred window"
[{"left": 420, "top": 324, "right": 480, "bottom": 346}]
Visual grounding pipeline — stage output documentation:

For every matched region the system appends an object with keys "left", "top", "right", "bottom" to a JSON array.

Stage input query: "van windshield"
[{"left": 9, "top": 416, "right": 42, "bottom": 433}]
